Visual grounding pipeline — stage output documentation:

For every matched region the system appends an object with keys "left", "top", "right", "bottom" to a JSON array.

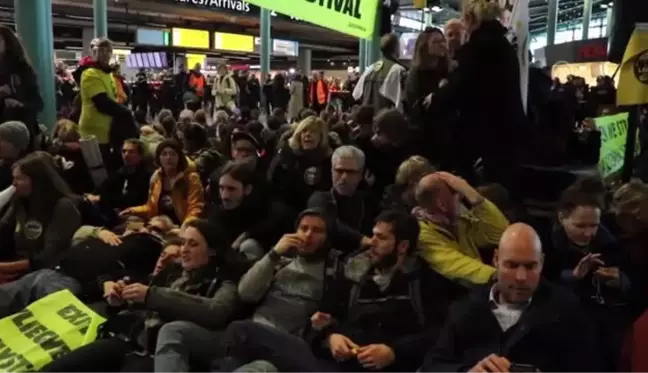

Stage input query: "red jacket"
[{"left": 620, "top": 309, "right": 648, "bottom": 371}]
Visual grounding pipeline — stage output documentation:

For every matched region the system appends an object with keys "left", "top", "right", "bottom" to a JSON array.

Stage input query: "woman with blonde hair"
[
  {"left": 381, "top": 155, "right": 436, "bottom": 212},
  {"left": 268, "top": 116, "right": 332, "bottom": 210},
  {"left": 426, "top": 0, "right": 526, "bottom": 197}
]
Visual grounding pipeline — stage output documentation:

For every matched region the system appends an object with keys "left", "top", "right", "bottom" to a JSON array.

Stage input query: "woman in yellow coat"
[{"left": 121, "top": 139, "right": 204, "bottom": 224}]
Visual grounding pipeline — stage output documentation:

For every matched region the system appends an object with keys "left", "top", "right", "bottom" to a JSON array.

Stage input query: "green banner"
[
  {"left": 594, "top": 112, "right": 640, "bottom": 178},
  {"left": 246, "top": 0, "right": 379, "bottom": 40}
]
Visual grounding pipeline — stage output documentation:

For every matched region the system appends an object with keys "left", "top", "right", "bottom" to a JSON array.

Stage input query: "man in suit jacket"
[{"left": 422, "top": 223, "right": 601, "bottom": 372}]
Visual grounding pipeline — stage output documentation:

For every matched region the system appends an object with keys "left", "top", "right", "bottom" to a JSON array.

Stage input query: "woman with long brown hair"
[
  {"left": 405, "top": 27, "right": 452, "bottom": 166},
  {"left": 0, "top": 151, "right": 82, "bottom": 316}
]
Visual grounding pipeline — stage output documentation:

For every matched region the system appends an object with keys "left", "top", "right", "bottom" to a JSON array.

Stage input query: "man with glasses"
[{"left": 308, "top": 145, "right": 375, "bottom": 250}]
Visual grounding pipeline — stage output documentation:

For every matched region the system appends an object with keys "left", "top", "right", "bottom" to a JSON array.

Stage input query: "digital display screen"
[
  {"left": 136, "top": 28, "right": 170, "bottom": 46},
  {"left": 273, "top": 39, "right": 298, "bottom": 57},
  {"left": 214, "top": 32, "right": 254, "bottom": 52},
  {"left": 172, "top": 28, "right": 210, "bottom": 49},
  {"left": 126, "top": 52, "right": 169, "bottom": 68}
]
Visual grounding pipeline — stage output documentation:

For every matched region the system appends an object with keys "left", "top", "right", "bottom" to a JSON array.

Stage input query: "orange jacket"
[
  {"left": 130, "top": 167, "right": 204, "bottom": 223},
  {"left": 113, "top": 74, "right": 127, "bottom": 104},
  {"left": 188, "top": 72, "right": 206, "bottom": 97}
]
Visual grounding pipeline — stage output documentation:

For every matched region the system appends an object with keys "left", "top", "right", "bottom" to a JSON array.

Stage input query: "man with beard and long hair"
[{"left": 218, "top": 211, "right": 443, "bottom": 372}]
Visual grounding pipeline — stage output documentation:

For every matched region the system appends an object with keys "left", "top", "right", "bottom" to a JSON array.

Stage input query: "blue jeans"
[{"left": 0, "top": 268, "right": 81, "bottom": 317}]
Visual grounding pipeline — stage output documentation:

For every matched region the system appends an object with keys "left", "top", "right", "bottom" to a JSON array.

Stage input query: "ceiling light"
[{"left": 431, "top": 5, "right": 442, "bottom": 12}]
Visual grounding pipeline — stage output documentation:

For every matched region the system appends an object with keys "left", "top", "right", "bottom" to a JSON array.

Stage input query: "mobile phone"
[{"left": 510, "top": 363, "right": 538, "bottom": 372}]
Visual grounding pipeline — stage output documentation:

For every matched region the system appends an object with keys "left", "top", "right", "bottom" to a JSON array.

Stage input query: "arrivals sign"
[
  {"left": 243, "top": 0, "right": 379, "bottom": 40},
  {"left": 174, "top": 0, "right": 252, "bottom": 12}
]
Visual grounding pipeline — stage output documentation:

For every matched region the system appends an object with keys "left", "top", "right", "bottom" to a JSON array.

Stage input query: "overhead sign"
[
  {"left": 243, "top": 0, "right": 379, "bottom": 39},
  {"left": 214, "top": 32, "right": 254, "bottom": 52},
  {"left": 172, "top": 28, "right": 210, "bottom": 49},
  {"left": 136, "top": 28, "right": 171, "bottom": 46},
  {"left": 174, "top": 0, "right": 251, "bottom": 12}
]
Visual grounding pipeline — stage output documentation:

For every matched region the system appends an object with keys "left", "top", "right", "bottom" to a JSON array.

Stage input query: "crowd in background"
[{"left": 0, "top": 0, "right": 647, "bottom": 372}]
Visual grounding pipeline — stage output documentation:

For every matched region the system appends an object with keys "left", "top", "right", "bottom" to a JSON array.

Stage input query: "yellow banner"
[
  {"left": 0, "top": 290, "right": 106, "bottom": 372},
  {"left": 617, "top": 25, "right": 648, "bottom": 106},
  {"left": 244, "top": 0, "right": 379, "bottom": 40}
]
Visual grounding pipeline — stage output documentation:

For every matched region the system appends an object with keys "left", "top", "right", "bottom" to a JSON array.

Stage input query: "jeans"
[
  {"left": 154, "top": 321, "right": 225, "bottom": 372},
  {"left": 0, "top": 268, "right": 82, "bottom": 318},
  {"left": 222, "top": 320, "right": 336, "bottom": 372}
]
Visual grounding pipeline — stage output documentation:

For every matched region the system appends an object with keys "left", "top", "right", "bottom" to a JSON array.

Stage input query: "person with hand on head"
[
  {"left": 422, "top": 223, "right": 601, "bottom": 372},
  {"left": 414, "top": 171, "right": 507, "bottom": 292}
]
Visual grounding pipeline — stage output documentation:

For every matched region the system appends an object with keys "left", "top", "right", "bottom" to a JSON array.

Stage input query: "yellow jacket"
[
  {"left": 130, "top": 167, "right": 204, "bottom": 224},
  {"left": 418, "top": 200, "right": 508, "bottom": 285}
]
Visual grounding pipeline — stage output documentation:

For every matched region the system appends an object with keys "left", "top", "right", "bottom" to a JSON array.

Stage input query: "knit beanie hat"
[{"left": 0, "top": 121, "right": 30, "bottom": 153}]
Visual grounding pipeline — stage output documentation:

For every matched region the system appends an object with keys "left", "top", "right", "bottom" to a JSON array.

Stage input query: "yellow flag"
[{"left": 617, "top": 24, "right": 648, "bottom": 106}]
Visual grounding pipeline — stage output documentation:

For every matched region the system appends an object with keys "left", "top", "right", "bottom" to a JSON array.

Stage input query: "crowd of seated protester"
[
  {"left": 1, "top": 5, "right": 648, "bottom": 371},
  {"left": 0, "top": 102, "right": 647, "bottom": 372}
]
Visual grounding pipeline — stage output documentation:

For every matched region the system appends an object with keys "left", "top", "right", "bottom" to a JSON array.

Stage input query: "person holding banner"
[{"left": 424, "top": 0, "right": 526, "bottom": 197}]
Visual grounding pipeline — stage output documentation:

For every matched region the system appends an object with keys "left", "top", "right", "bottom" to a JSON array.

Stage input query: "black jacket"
[
  {"left": 544, "top": 223, "right": 634, "bottom": 309},
  {"left": 308, "top": 189, "right": 376, "bottom": 252},
  {"left": 316, "top": 253, "right": 443, "bottom": 371},
  {"left": 428, "top": 21, "right": 526, "bottom": 163},
  {"left": 208, "top": 196, "right": 295, "bottom": 252},
  {"left": 98, "top": 164, "right": 152, "bottom": 210},
  {"left": 267, "top": 146, "right": 332, "bottom": 211},
  {"left": 0, "top": 59, "right": 44, "bottom": 145},
  {"left": 422, "top": 281, "right": 601, "bottom": 372}
]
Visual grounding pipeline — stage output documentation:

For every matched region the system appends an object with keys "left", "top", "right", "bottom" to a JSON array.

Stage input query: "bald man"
[
  {"left": 414, "top": 172, "right": 508, "bottom": 286},
  {"left": 421, "top": 223, "right": 601, "bottom": 373}
]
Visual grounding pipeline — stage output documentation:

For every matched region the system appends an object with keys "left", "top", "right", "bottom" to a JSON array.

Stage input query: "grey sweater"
[{"left": 238, "top": 252, "right": 326, "bottom": 334}]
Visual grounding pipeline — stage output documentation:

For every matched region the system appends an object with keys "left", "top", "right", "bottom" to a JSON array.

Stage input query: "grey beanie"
[{"left": 0, "top": 121, "right": 30, "bottom": 152}]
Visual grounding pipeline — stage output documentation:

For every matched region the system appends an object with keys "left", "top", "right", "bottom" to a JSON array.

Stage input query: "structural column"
[
  {"left": 582, "top": 0, "right": 593, "bottom": 39},
  {"left": 546, "top": 0, "right": 559, "bottom": 46},
  {"left": 359, "top": 39, "right": 367, "bottom": 72},
  {"left": 297, "top": 46, "right": 312, "bottom": 76},
  {"left": 367, "top": 4, "right": 382, "bottom": 65},
  {"left": 260, "top": 7, "right": 271, "bottom": 113},
  {"left": 93, "top": 0, "right": 108, "bottom": 38},
  {"left": 14, "top": 0, "right": 56, "bottom": 130},
  {"left": 605, "top": 6, "right": 614, "bottom": 37}
]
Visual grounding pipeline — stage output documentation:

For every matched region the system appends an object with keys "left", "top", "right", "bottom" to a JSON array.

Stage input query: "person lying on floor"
[{"left": 41, "top": 219, "right": 249, "bottom": 372}]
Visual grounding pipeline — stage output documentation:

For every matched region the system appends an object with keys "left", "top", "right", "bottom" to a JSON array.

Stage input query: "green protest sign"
[
  {"left": 244, "top": 0, "right": 379, "bottom": 40},
  {"left": 594, "top": 112, "right": 640, "bottom": 178}
]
